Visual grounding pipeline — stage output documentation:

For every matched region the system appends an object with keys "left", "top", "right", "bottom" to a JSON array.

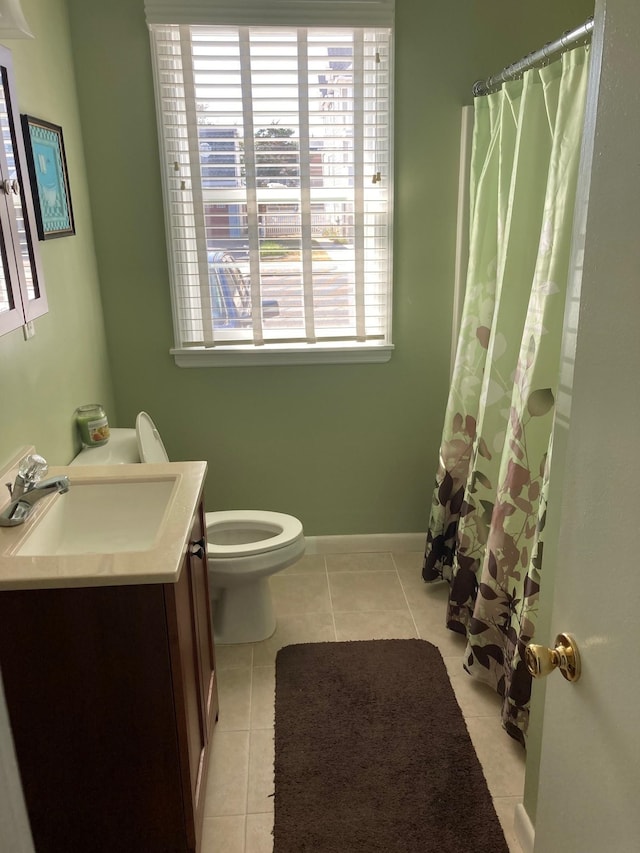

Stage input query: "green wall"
[
  {"left": 61, "top": 0, "right": 455, "bottom": 535},
  {"left": 0, "top": 0, "right": 592, "bottom": 530},
  {"left": 0, "top": 0, "right": 114, "bottom": 469},
  {"left": 0, "top": 0, "right": 593, "bottom": 837},
  {"left": 61, "top": 0, "right": 591, "bottom": 537},
  {"left": 0, "top": 0, "right": 592, "bottom": 523}
]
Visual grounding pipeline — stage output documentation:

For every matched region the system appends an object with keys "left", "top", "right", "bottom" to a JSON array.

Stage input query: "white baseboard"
[
  {"left": 514, "top": 803, "right": 535, "bottom": 853},
  {"left": 304, "top": 532, "right": 426, "bottom": 555}
]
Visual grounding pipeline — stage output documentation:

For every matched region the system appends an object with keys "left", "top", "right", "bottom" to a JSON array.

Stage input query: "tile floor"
[{"left": 200, "top": 551, "right": 526, "bottom": 853}]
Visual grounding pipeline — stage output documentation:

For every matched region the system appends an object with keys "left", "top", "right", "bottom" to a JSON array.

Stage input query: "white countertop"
[{"left": 0, "top": 447, "right": 207, "bottom": 590}]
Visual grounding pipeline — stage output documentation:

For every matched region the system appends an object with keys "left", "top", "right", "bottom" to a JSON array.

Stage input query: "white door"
[
  {"left": 533, "top": 1, "right": 640, "bottom": 850},
  {"left": 0, "top": 674, "right": 35, "bottom": 852}
]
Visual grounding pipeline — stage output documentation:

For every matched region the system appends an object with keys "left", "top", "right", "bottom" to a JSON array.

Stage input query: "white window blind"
[
  {"left": 145, "top": 0, "right": 394, "bottom": 28},
  {"left": 148, "top": 8, "right": 394, "bottom": 366}
]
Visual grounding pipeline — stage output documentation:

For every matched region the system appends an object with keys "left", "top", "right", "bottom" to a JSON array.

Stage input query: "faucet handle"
[
  {"left": 18, "top": 453, "right": 48, "bottom": 483},
  {"left": 9, "top": 453, "right": 49, "bottom": 499}
]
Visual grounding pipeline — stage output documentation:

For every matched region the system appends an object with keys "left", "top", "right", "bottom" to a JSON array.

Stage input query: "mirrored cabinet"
[{"left": 0, "top": 44, "right": 46, "bottom": 338}]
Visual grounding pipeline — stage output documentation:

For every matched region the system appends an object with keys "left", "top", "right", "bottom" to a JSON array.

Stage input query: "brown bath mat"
[{"left": 274, "top": 639, "right": 509, "bottom": 853}]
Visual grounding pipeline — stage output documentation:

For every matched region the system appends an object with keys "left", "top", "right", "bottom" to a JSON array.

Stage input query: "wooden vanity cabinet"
[
  {"left": 165, "top": 502, "right": 218, "bottom": 850},
  {"left": 0, "top": 501, "right": 218, "bottom": 853}
]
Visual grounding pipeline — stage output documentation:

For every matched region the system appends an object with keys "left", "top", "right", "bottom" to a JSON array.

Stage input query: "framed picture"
[{"left": 20, "top": 115, "right": 75, "bottom": 240}]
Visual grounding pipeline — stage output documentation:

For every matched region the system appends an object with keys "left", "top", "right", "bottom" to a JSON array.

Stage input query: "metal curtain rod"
[{"left": 472, "top": 16, "right": 594, "bottom": 96}]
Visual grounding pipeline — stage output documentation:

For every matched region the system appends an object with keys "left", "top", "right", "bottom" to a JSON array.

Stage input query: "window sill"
[{"left": 171, "top": 343, "right": 394, "bottom": 367}]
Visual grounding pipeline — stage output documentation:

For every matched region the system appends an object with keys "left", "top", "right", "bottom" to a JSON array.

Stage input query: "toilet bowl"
[
  {"left": 204, "top": 509, "right": 304, "bottom": 645},
  {"left": 70, "top": 413, "right": 305, "bottom": 644}
]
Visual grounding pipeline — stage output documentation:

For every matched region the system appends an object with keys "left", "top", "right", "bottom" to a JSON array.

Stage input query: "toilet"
[{"left": 70, "top": 413, "right": 305, "bottom": 644}]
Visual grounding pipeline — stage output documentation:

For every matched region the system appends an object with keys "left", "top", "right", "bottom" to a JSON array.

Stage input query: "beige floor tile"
[
  {"left": 250, "top": 665, "right": 276, "bottom": 730},
  {"left": 216, "top": 666, "right": 252, "bottom": 731},
  {"left": 397, "top": 568, "right": 450, "bottom": 611},
  {"left": 252, "top": 612, "right": 336, "bottom": 667},
  {"left": 334, "top": 610, "right": 418, "bottom": 641},
  {"left": 280, "top": 554, "right": 326, "bottom": 575},
  {"left": 246, "top": 813, "right": 274, "bottom": 853},
  {"left": 270, "top": 573, "right": 331, "bottom": 616},
  {"left": 203, "top": 551, "right": 528, "bottom": 850},
  {"left": 391, "top": 551, "right": 424, "bottom": 573},
  {"left": 329, "top": 570, "right": 407, "bottom": 612},
  {"left": 444, "top": 657, "right": 504, "bottom": 717},
  {"left": 216, "top": 643, "right": 253, "bottom": 671},
  {"left": 247, "top": 729, "right": 275, "bottom": 813},
  {"left": 493, "top": 797, "right": 524, "bottom": 853},
  {"left": 465, "top": 716, "right": 526, "bottom": 799},
  {"left": 204, "top": 730, "right": 250, "bottom": 816},
  {"left": 442, "top": 653, "right": 468, "bottom": 678},
  {"left": 201, "top": 816, "right": 245, "bottom": 853},
  {"left": 411, "top": 609, "right": 468, "bottom": 657},
  {"left": 325, "top": 551, "right": 395, "bottom": 572}
]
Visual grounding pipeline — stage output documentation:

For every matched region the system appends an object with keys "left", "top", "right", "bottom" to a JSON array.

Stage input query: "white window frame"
[
  {"left": 146, "top": 1, "right": 394, "bottom": 367},
  {"left": 0, "top": 46, "right": 47, "bottom": 340}
]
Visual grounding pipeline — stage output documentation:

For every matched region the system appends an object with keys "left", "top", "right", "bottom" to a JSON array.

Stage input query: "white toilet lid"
[
  {"left": 136, "top": 411, "right": 170, "bottom": 463},
  {"left": 205, "top": 510, "right": 304, "bottom": 557}
]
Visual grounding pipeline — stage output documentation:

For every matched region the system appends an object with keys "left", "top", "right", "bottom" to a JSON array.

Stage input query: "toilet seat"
[
  {"left": 205, "top": 509, "right": 306, "bottom": 585},
  {"left": 205, "top": 509, "right": 303, "bottom": 557}
]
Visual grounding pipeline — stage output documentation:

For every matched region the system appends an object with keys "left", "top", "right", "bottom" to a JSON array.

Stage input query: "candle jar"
[{"left": 75, "top": 404, "right": 110, "bottom": 447}]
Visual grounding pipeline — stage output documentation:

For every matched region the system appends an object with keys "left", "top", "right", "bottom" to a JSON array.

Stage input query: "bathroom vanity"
[{"left": 0, "top": 452, "right": 217, "bottom": 853}]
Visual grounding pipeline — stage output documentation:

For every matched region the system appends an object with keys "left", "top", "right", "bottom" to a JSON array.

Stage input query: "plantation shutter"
[{"left": 146, "top": 1, "right": 394, "bottom": 364}]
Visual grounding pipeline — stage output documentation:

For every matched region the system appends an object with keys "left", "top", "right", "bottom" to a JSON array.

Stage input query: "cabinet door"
[
  {"left": 167, "top": 558, "right": 204, "bottom": 852},
  {"left": 189, "top": 503, "right": 217, "bottom": 737},
  {"left": 185, "top": 505, "right": 218, "bottom": 849},
  {"left": 0, "top": 583, "right": 189, "bottom": 853},
  {"left": 166, "top": 504, "right": 217, "bottom": 852}
]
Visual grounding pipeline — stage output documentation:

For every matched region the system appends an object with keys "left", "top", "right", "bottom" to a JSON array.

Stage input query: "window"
[
  {"left": 0, "top": 45, "right": 47, "bottom": 339},
  {"left": 146, "top": 1, "right": 394, "bottom": 366}
]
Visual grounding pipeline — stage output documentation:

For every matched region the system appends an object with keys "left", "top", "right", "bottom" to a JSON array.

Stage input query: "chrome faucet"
[{"left": 0, "top": 453, "right": 70, "bottom": 527}]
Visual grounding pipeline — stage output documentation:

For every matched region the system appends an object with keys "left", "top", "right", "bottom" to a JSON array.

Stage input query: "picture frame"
[{"left": 20, "top": 115, "right": 75, "bottom": 240}]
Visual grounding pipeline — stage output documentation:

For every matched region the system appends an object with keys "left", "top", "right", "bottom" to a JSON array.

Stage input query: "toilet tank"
[{"left": 70, "top": 428, "right": 140, "bottom": 465}]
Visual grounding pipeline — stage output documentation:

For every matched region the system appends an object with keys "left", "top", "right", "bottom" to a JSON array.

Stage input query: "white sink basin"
[{"left": 16, "top": 478, "right": 178, "bottom": 556}]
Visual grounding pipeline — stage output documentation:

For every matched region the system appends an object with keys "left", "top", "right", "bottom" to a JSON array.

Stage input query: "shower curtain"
[{"left": 423, "top": 46, "right": 590, "bottom": 745}]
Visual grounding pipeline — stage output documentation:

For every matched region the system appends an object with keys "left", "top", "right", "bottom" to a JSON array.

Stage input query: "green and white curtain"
[{"left": 423, "top": 46, "right": 590, "bottom": 745}]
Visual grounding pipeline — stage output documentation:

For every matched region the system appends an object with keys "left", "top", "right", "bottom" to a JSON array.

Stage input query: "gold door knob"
[{"left": 525, "top": 632, "right": 581, "bottom": 682}]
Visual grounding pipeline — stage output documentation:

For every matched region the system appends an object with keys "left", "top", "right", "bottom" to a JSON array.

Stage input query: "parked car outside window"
[
  {"left": 209, "top": 251, "right": 278, "bottom": 328},
  {"left": 208, "top": 251, "right": 250, "bottom": 328}
]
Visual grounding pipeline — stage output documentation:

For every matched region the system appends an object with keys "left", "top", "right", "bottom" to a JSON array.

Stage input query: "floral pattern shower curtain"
[{"left": 423, "top": 47, "right": 590, "bottom": 745}]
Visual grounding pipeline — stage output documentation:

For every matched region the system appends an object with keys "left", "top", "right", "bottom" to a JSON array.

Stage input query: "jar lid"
[{"left": 76, "top": 403, "right": 104, "bottom": 414}]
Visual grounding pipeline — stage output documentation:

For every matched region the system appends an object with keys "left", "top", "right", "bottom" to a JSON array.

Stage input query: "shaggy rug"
[{"left": 274, "top": 639, "right": 509, "bottom": 853}]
